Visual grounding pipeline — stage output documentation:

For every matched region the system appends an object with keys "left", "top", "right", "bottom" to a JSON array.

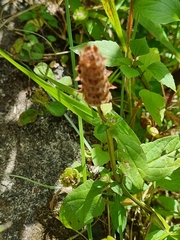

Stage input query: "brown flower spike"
[{"left": 76, "top": 45, "right": 116, "bottom": 106}]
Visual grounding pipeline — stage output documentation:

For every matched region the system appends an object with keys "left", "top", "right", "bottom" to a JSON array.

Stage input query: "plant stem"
[
  {"left": 78, "top": 117, "right": 87, "bottom": 182},
  {"left": 87, "top": 224, "right": 93, "bottom": 240},
  {"left": 107, "top": 201, "right": 111, "bottom": 236},
  {"left": 120, "top": 181, "right": 169, "bottom": 230},
  {"left": 106, "top": 130, "right": 120, "bottom": 182},
  {"left": 64, "top": 0, "right": 77, "bottom": 87},
  {"left": 65, "top": 0, "right": 86, "bottom": 182},
  {"left": 64, "top": 113, "right": 92, "bottom": 152},
  {"left": 65, "top": 1, "right": 92, "bottom": 238},
  {"left": 120, "top": 76, "right": 125, "bottom": 117},
  {"left": 97, "top": 107, "right": 168, "bottom": 232},
  {"left": 126, "top": 0, "right": 134, "bottom": 56},
  {"left": 97, "top": 107, "right": 120, "bottom": 183}
]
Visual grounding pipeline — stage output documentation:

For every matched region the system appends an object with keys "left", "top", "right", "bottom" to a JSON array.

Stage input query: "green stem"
[
  {"left": 97, "top": 107, "right": 168, "bottom": 232},
  {"left": 65, "top": 0, "right": 86, "bottom": 182},
  {"left": 97, "top": 107, "right": 120, "bottom": 183},
  {"left": 87, "top": 224, "right": 93, "bottom": 240},
  {"left": 78, "top": 117, "right": 87, "bottom": 182},
  {"left": 106, "top": 130, "right": 120, "bottom": 182},
  {"left": 120, "top": 76, "right": 125, "bottom": 117},
  {"left": 64, "top": 113, "right": 92, "bottom": 152},
  {"left": 6, "top": 174, "right": 59, "bottom": 190},
  {"left": 120, "top": 181, "right": 169, "bottom": 230},
  {"left": 64, "top": 0, "right": 78, "bottom": 88},
  {"left": 65, "top": 0, "right": 91, "bottom": 238}
]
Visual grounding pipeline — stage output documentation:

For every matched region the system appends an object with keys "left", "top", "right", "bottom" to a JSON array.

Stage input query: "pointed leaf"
[
  {"left": 110, "top": 195, "right": 127, "bottom": 234},
  {"left": 34, "top": 62, "right": 54, "bottom": 79},
  {"left": 59, "top": 180, "right": 105, "bottom": 230},
  {"left": 139, "top": 89, "right": 165, "bottom": 126},
  {"left": 139, "top": 48, "right": 160, "bottom": 82},
  {"left": 141, "top": 135, "right": 180, "bottom": 182},
  {"left": 135, "top": 0, "right": 180, "bottom": 24},
  {"left": 135, "top": 15, "right": 180, "bottom": 62},
  {"left": 157, "top": 168, "right": 180, "bottom": 192},
  {"left": 145, "top": 230, "right": 169, "bottom": 240},
  {"left": 120, "top": 65, "right": 140, "bottom": 78},
  {"left": 92, "top": 144, "right": 110, "bottom": 166},
  {"left": 147, "top": 62, "right": 176, "bottom": 91},
  {"left": 108, "top": 112, "right": 147, "bottom": 189},
  {"left": 130, "top": 38, "right": 149, "bottom": 57},
  {"left": 44, "top": 101, "right": 66, "bottom": 116},
  {"left": 18, "top": 108, "right": 39, "bottom": 126}
]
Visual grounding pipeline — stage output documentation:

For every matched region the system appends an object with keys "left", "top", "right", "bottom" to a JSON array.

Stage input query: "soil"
[{"left": 0, "top": 1, "right": 101, "bottom": 239}]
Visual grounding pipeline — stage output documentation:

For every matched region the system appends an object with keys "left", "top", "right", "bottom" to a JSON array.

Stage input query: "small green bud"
[
  {"left": 147, "top": 125, "right": 160, "bottom": 138},
  {"left": 60, "top": 168, "right": 81, "bottom": 188},
  {"left": 73, "top": 7, "right": 89, "bottom": 22}
]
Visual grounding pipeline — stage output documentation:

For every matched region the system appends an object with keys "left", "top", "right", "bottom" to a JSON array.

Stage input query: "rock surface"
[{"left": 0, "top": 1, "right": 84, "bottom": 239}]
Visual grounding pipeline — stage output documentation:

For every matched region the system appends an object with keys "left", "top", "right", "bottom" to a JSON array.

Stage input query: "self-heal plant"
[
  {"left": 59, "top": 44, "right": 180, "bottom": 239},
  {"left": 1, "top": 0, "right": 180, "bottom": 239}
]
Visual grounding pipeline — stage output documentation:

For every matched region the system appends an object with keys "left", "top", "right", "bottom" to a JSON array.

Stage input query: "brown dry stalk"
[{"left": 76, "top": 45, "right": 116, "bottom": 106}]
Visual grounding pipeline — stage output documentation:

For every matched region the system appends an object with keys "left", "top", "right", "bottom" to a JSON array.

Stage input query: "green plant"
[{"left": 1, "top": 0, "right": 180, "bottom": 239}]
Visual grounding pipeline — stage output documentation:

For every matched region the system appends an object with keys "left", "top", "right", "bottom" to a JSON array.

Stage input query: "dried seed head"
[{"left": 76, "top": 45, "right": 116, "bottom": 106}]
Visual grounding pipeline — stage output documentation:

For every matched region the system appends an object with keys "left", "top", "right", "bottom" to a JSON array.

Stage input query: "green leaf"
[
  {"left": 30, "top": 43, "right": 44, "bottom": 60},
  {"left": 130, "top": 38, "right": 149, "bottom": 57},
  {"left": 94, "top": 124, "right": 107, "bottom": 144},
  {"left": 24, "top": 22, "right": 36, "bottom": 32},
  {"left": 18, "top": 11, "right": 35, "bottom": 20},
  {"left": 145, "top": 230, "right": 169, "bottom": 240},
  {"left": 147, "top": 62, "right": 176, "bottom": 91},
  {"left": 59, "top": 180, "right": 105, "bottom": 230},
  {"left": 40, "top": 11, "right": 59, "bottom": 28},
  {"left": 120, "top": 65, "right": 140, "bottom": 78},
  {"left": 100, "top": 103, "right": 113, "bottom": 116},
  {"left": 108, "top": 111, "right": 147, "bottom": 189},
  {"left": 26, "top": 34, "right": 39, "bottom": 44},
  {"left": 47, "top": 35, "right": 57, "bottom": 42},
  {"left": 58, "top": 76, "right": 72, "bottom": 86},
  {"left": 18, "top": 49, "right": 31, "bottom": 60},
  {"left": 69, "top": 0, "right": 81, "bottom": 12},
  {"left": 170, "top": 227, "right": 180, "bottom": 239},
  {"left": 97, "top": 123, "right": 109, "bottom": 134},
  {"left": 71, "top": 40, "right": 123, "bottom": 67},
  {"left": 34, "top": 62, "right": 54, "bottom": 79},
  {"left": 135, "top": 15, "right": 180, "bottom": 62},
  {"left": 44, "top": 101, "right": 66, "bottom": 116},
  {"left": 11, "top": 38, "right": 24, "bottom": 54},
  {"left": 141, "top": 135, "right": 180, "bottom": 182},
  {"left": 92, "top": 144, "right": 110, "bottom": 166},
  {"left": 154, "top": 196, "right": 179, "bottom": 217},
  {"left": 18, "top": 108, "right": 39, "bottom": 126},
  {"left": 134, "top": 0, "right": 180, "bottom": 24},
  {"left": 139, "top": 89, "right": 165, "bottom": 126},
  {"left": 157, "top": 168, "right": 180, "bottom": 192},
  {"left": 110, "top": 182, "right": 123, "bottom": 196},
  {"left": 110, "top": 195, "right": 127, "bottom": 234},
  {"left": 86, "top": 19, "right": 104, "bottom": 40},
  {"left": 139, "top": 48, "right": 160, "bottom": 82}
]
